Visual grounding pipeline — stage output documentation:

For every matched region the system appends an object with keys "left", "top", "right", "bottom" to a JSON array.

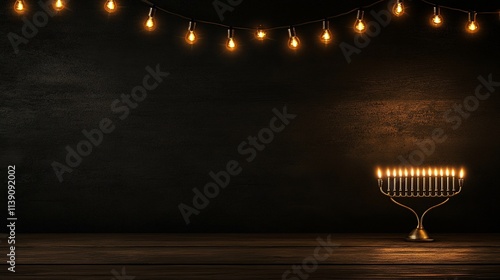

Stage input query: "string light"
[
  {"left": 393, "top": 0, "right": 404, "bottom": 17},
  {"left": 354, "top": 10, "right": 366, "bottom": 33},
  {"left": 104, "top": 0, "right": 117, "bottom": 14},
  {"left": 255, "top": 26, "right": 267, "bottom": 40},
  {"left": 431, "top": 6, "right": 443, "bottom": 27},
  {"left": 53, "top": 0, "right": 64, "bottom": 12},
  {"left": 466, "top": 12, "right": 479, "bottom": 33},
  {"left": 287, "top": 26, "right": 300, "bottom": 50},
  {"left": 185, "top": 20, "right": 197, "bottom": 44},
  {"left": 145, "top": 7, "right": 156, "bottom": 31},
  {"left": 14, "top": 0, "right": 26, "bottom": 14},
  {"left": 226, "top": 27, "right": 236, "bottom": 51},
  {"left": 320, "top": 19, "right": 333, "bottom": 44},
  {"left": 6, "top": 0, "right": 500, "bottom": 52}
]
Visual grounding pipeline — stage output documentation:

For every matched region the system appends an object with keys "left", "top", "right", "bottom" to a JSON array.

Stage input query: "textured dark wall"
[{"left": 1, "top": 0, "right": 499, "bottom": 232}]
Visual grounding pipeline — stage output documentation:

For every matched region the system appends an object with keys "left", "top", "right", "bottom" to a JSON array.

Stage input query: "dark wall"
[{"left": 1, "top": 0, "right": 499, "bottom": 232}]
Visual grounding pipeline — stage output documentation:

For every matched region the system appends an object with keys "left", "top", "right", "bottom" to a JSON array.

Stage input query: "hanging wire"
[{"left": 139, "top": 0, "right": 499, "bottom": 31}]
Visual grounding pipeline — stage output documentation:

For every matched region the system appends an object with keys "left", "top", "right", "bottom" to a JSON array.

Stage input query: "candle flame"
[
  {"left": 411, "top": 168, "right": 414, "bottom": 176},
  {"left": 428, "top": 167, "right": 432, "bottom": 176},
  {"left": 377, "top": 168, "right": 382, "bottom": 179},
  {"left": 434, "top": 168, "right": 438, "bottom": 176},
  {"left": 393, "top": 169, "right": 397, "bottom": 177},
  {"left": 399, "top": 169, "right": 402, "bottom": 177},
  {"left": 459, "top": 168, "right": 464, "bottom": 178},
  {"left": 422, "top": 168, "right": 426, "bottom": 176},
  {"left": 404, "top": 168, "right": 408, "bottom": 177},
  {"left": 446, "top": 168, "right": 450, "bottom": 176},
  {"left": 440, "top": 168, "right": 444, "bottom": 176},
  {"left": 386, "top": 168, "right": 391, "bottom": 177},
  {"left": 416, "top": 168, "right": 420, "bottom": 176},
  {"left": 452, "top": 169, "right": 456, "bottom": 177}
]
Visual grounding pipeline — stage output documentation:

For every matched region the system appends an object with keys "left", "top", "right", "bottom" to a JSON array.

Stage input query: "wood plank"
[
  {"left": 13, "top": 246, "right": 500, "bottom": 265},
  {"left": 2, "top": 265, "right": 500, "bottom": 279}
]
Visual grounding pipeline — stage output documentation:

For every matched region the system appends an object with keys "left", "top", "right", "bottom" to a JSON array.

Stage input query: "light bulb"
[
  {"left": 104, "top": 0, "right": 117, "bottom": 13},
  {"left": 145, "top": 7, "right": 156, "bottom": 31},
  {"left": 255, "top": 26, "right": 267, "bottom": 40},
  {"left": 288, "top": 27, "right": 300, "bottom": 50},
  {"left": 354, "top": 10, "right": 366, "bottom": 33},
  {"left": 185, "top": 21, "right": 197, "bottom": 44},
  {"left": 393, "top": 0, "right": 404, "bottom": 17},
  {"left": 53, "top": 0, "right": 64, "bottom": 12},
  {"left": 466, "top": 12, "right": 479, "bottom": 33},
  {"left": 320, "top": 19, "right": 332, "bottom": 44},
  {"left": 431, "top": 6, "right": 443, "bottom": 27},
  {"left": 14, "top": 0, "right": 26, "bottom": 14},
  {"left": 226, "top": 28, "right": 236, "bottom": 51}
]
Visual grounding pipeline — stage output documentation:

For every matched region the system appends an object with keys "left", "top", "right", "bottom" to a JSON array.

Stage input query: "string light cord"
[
  {"left": 140, "top": 0, "right": 388, "bottom": 31},
  {"left": 418, "top": 0, "right": 498, "bottom": 15}
]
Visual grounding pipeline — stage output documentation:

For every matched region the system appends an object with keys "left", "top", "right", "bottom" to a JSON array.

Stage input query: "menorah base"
[{"left": 406, "top": 228, "right": 434, "bottom": 242}]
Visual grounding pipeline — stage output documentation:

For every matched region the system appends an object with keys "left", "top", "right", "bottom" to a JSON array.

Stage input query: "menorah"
[{"left": 377, "top": 167, "right": 464, "bottom": 241}]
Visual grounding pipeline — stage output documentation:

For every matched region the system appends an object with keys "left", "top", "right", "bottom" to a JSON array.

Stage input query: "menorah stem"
[{"left": 389, "top": 197, "right": 450, "bottom": 242}]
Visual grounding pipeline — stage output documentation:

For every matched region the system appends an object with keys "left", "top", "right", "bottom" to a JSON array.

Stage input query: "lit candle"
[
  {"left": 440, "top": 168, "right": 444, "bottom": 193},
  {"left": 404, "top": 168, "right": 408, "bottom": 192},
  {"left": 399, "top": 169, "right": 403, "bottom": 192},
  {"left": 386, "top": 168, "right": 391, "bottom": 192},
  {"left": 434, "top": 168, "right": 438, "bottom": 192},
  {"left": 393, "top": 169, "right": 397, "bottom": 192},
  {"left": 422, "top": 168, "right": 426, "bottom": 192},
  {"left": 446, "top": 168, "right": 450, "bottom": 192},
  {"left": 428, "top": 167, "right": 432, "bottom": 193},
  {"left": 410, "top": 167, "right": 415, "bottom": 192},
  {"left": 452, "top": 168, "right": 456, "bottom": 191},
  {"left": 416, "top": 168, "right": 419, "bottom": 192}
]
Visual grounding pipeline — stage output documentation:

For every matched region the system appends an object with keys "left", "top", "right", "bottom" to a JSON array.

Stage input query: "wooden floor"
[{"left": 2, "top": 234, "right": 500, "bottom": 279}]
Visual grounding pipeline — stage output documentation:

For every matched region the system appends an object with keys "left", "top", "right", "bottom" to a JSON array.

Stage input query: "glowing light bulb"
[
  {"left": 354, "top": 10, "right": 366, "bottom": 33},
  {"left": 466, "top": 12, "right": 479, "bottom": 33},
  {"left": 255, "top": 26, "right": 267, "bottom": 40},
  {"left": 185, "top": 21, "right": 197, "bottom": 44},
  {"left": 226, "top": 27, "right": 236, "bottom": 51},
  {"left": 104, "top": 0, "right": 117, "bottom": 13},
  {"left": 288, "top": 26, "right": 300, "bottom": 50},
  {"left": 14, "top": 0, "right": 26, "bottom": 14},
  {"left": 431, "top": 6, "right": 443, "bottom": 27},
  {"left": 145, "top": 7, "right": 156, "bottom": 31},
  {"left": 320, "top": 19, "right": 333, "bottom": 44},
  {"left": 393, "top": 0, "right": 404, "bottom": 17},
  {"left": 53, "top": 0, "right": 64, "bottom": 11}
]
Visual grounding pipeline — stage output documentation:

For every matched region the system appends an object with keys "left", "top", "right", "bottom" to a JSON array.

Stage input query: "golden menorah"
[{"left": 377, "top": 167, "right": 464, "bottom": 241}]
